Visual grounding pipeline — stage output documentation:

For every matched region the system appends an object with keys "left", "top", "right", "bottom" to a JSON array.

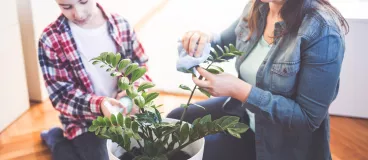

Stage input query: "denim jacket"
[{"left": 215, "top": 2, "right": 345, "bottom": 160}]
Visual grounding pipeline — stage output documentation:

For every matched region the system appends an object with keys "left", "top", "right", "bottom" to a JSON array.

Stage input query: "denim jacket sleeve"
[{"left": 245, "top": 26, "right": 345, "bottom": 132}]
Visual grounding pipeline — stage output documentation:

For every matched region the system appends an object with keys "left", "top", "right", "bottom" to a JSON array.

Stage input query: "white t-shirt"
[{"left": 69, "top": 21, "right": 118, "bottom": 98}]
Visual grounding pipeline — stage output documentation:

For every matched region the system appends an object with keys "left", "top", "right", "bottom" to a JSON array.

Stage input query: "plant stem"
[
  {"left": 166, "top": 138, "right": 200, "bottom": 158},
  {"left": 136, "top": 139, "right": 143, "bottom": 149},
  {"left": 179, "top": 61, "right": 214, "bottom": 125}
]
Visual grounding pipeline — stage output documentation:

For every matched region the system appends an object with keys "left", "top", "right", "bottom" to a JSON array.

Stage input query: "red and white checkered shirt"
[{"left": 38, "top": 4, "right": 151, "bottom": 140}]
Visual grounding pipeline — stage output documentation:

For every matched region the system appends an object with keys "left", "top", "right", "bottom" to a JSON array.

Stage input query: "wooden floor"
[{"left": 0, "top": 93, "right": 367, "bottom": 160}]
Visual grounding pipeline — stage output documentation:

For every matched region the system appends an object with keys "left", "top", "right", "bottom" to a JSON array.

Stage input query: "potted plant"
[{"left": 88, "top": 44, "right": 249, "bottom": 160}]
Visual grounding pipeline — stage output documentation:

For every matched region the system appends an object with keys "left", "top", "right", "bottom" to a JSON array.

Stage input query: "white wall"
[
  {"left": 328, "top": 1, "right": 368, "bottom": 119},
  {"left": 0, "top": 0, "right": 30, "bottom": 131},
  {"left": 17, "top": 0, "right": 49, "bottom": 102}
]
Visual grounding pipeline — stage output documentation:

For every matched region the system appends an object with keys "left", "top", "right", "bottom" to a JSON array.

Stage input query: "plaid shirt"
[{"left": 38, "top": 4, "right": 151, "bottom": 140}]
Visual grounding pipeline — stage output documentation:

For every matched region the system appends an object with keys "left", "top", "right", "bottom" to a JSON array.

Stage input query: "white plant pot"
[{"left": 107, "top": 118, "right": 205, "bottom": 160}]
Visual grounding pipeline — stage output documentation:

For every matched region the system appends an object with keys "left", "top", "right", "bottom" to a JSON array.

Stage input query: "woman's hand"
[
  {"left": 192, "top": 67, "right": 252, "bottom": 102},
  {"left": 181, "top": 31, "right": 213, "bottom": 57}
]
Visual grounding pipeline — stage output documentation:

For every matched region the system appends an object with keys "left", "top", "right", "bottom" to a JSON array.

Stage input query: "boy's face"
[{"left": 56, "top": 0, "right": 97, "bottom": 25}]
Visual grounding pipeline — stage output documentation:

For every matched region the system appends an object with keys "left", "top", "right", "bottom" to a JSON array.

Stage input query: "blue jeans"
[
  {"left": 167, "top": 97, "right": 256, "bottom": 160},
  {"left": 52, "top": 132, "right": 108, "bottom": 160}
]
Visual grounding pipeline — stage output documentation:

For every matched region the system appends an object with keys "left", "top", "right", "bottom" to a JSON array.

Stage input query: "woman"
[
  {"left": 38, "top": 0, "right": 150, "bottom": 159},
  {"left": 167, "top": 0, "right": 348, "bottom": 160}
]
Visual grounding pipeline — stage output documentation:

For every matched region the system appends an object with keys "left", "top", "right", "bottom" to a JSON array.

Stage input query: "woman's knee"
[{"left": 166, "top": 107, "right": 184, "bottom": 120}]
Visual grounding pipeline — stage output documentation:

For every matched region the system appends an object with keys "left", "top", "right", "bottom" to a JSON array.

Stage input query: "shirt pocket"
[{"left": 270, "top": 62, "right": 300, "bottom": 94}]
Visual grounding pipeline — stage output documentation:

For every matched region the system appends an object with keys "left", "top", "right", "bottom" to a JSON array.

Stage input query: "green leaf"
[
  {"left": 162, "top": 125, "right": 180, "bottom": 138},
  {"left": 97, "top": 116, "right": 105, "bottom": 125},
  {"left": 133, "top": 156, "right": 151, "bottom": 160},
  {"left": 221, "top": 116, "right": 240, "bottom": 129},
  {"left": 211, "top": 65, "right": 224, "bottom": 72},
  {"left": 90, "top": 56, "right": 101, "bottom": 62},
  {"left": 104, "top": 117, "right": 111, "bottom": 126},
  {"left": 106, "top": 68, "right": 113, "bottom": 72},
  {"left": 216, "top": 45, "right": 225, "bottom": 54},
  {"left": 125, "top": 117, "right": 132, "bottom": 128},
  {"left": 193, "top": 122, "right": 204, "bottom": 137},
  {"left": 113, "top": 53, "right": 121, "bottom": 67},
  {"left": 214, "top": 124, "right": 224, "bottom": 132},
  {"left": 228, "top": 122, "right": 249, "bottom": 134},
  {"left": 222, "top": 53, "right": 236, "bottom": 58},
  {"left": 206, "top": 122, "right": 215, "bottom": 133},
  {"left": 108, "top": 126, "right": 116, "bottom": 134},
  {"left": 123, "top": 133, "right": 131, "bottom": 149},
  {"left": 190, "top": 103, "right": 205, "bottom": 110},
  {"left": 133, "top": 133, "right": 141, "bottom": 140},
  {"left": 180, "top": 123, "right": 190, "bottom": 143},
  {"left": 229, "top": 44, "right": 237, "bottom": 52},
  {"left": 138, "top": 82, "right": 155, "bottom": 92},
  {"left": 116, "top": 126, "right": 123, "bottom": 135},
  {"left": 131, "top": 121, "right": 139, "bottom": 133},
  {"left": 118, "top": 77, "right": 130, "bottom": 90},
  {"left": 118, "top": 59, "right": 131, "bottom": 72},
  {"left": 92, "top": 120, "right": 98, "bottom": 125},
  {"left": 95, "top": 127, "right": 101, "bottom": 135},
  {"left": 154, "top": 108, "right": 162, "bottom": 123},
  {"left": 179, "top": 84, "right": 192, "bottom": 91},
  {"left": 224, "top": 46, "right": 230, "bottom": 53},
  {"left": 144, "top": 140, "right": 156, "bottom": 157},
  {"left": 233, "top": 51, "right": 244, "bottom": 56},
  {"left": 92, "top": 61, "right": 100, "bottom": 65},
  {"left": 217, "top": 59, "right": 229, "bottom": 62},
  {"left": 153, "top": 155, "right": 168, "bottom": 160},
  {"left": 162, "top": 134, "right": 170, "bottom": 145},
  {"left": 131, "top": 67, "right": 147, "bottom": 83},
  {"left": 206, "top": 68, "right": 221, "bottom": 74},
  {"left": 124, "top": 63, "right": 139, "bottom": 76},
  {"left": 145, "top": 92, "right": 159, "bottom": 104},
  {"left": 109, "top": 53, "right": 116, "bottom": 66},
  {"left": 193, "top": 117, "right": 201, "bottom": 126},
  {"left": 198, "top": 88, "right": 211, "bottom": 98},
  {"left": 210, "top": 48, "right": 218, "bottom": 58},
  {"left": 200, "top": 115, "right": 212, "bottom": 124},
  {"left": 110, "top": 72, "right": 122, "bottom": 77},
  {"left": 117, "top": 113, "right": 125, "bottom": 126},
  {"left": 213, "top": 116, "right": 227, "bottom": 125},
  {"left": 110, "top": 114, "right": 118, "bottom": 126},
  {"left": 101, "top": 126, "right": 107, "bottom": 135},
  {"left": 189, "top": 127, "right": 199, "bottom": 140},
  {"left": 134, "top": 96, "right": 145, "bottom": 108},
  {"left": 127, "top": 86, "right": 138, "bottom": 99},
  {"left": 106, "top": 52, "right": 113, "bottom": 64},
  {"left": 227, "top": 128, "right": 241, "bottom": 138},
  {"left": 100, "top": 52, "right": 108, "bottom": 61},
  {"left": 135, "top": 112, "right": 156, "bottom": 124},
  {"left": 88, "top": 125, "right": 99, "bottom": 132}
]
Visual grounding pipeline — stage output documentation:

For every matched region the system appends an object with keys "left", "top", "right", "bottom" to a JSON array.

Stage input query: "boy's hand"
[{"left": 100, "top": 97, "right": 125, "bottom": 117}]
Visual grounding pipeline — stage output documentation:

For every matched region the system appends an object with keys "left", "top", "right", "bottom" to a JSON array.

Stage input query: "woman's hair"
[{"left": 245, "top": 0, "right": 349, "bottom": 40}]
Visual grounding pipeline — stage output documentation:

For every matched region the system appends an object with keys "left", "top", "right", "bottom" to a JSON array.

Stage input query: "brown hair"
[{"left": 245, "top": 0, "right": 349, "bottom": 40}]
